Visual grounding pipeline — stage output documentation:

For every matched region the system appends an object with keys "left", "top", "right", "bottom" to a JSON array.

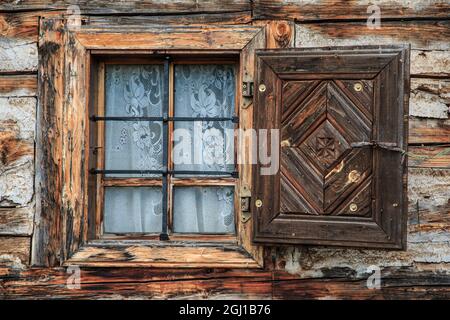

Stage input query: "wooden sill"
[{"left": 64, "top": 242, "right": 260, "bottom": 268}]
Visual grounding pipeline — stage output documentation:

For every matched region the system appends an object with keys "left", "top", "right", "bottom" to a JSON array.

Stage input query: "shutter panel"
[{"left": 253, "top": 45, "right": 410, "bottom": 249}]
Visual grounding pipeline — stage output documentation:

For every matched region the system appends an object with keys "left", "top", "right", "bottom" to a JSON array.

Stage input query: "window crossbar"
[{"left": 90, "top": 115, "right": 239, "bottom": 123}]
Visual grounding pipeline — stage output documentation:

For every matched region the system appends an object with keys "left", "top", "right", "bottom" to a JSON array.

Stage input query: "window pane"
[
  {"left": 104, "top": 65, "right": 164, "bottom": 177},
  {"left": 173, "top": 187, "right": 235, "bottom": 234},
  {"left": 173, "top": 64, "right": 235, "bottom": 175},
  {"left": 104, "top": 187, "right": 162, "bottom": 234}
]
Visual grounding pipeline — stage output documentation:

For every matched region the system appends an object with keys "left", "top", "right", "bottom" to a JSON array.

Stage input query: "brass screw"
[
  {"left": 350, "top": 203, "right": 358, "bottom": 212},
  {"left": 255, "top": 199, "right": 263, "bottom": 208},
  {"left": 259, "top": 84, "right": 266, "bottom": 92},
  {"left": 354, "top": 83, "right": 363, "bottom": 92}
]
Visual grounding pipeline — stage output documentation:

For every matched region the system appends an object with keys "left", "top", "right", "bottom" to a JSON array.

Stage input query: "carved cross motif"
[{"left": 316, "top": 136, "right": 336, "bottom": 159}]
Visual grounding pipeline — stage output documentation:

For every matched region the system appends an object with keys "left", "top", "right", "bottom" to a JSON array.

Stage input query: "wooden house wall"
[{"left": 0, "top": 0, "right": 450, "bottom": 299}]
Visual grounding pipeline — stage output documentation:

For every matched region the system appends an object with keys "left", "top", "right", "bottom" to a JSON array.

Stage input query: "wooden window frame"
[
  {"left": 92, "top": 57, "right": 240, "bottom": 241},
  {"left": 33, "top": 18, "right": 266, "bottom": 268}
]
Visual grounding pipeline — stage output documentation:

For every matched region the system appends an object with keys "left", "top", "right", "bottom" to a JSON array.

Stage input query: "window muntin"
[{"left": 92, "top": 58, "right": 238, "bottom": 239}]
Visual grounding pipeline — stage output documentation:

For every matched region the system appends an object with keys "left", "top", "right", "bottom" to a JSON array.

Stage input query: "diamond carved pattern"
[{"left": 280, "top": 80, "right": 373, "bottom": 216}]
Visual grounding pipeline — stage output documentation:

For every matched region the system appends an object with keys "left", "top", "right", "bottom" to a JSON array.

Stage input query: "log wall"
[{"left": 0, "top": 0, "right": 450, "bottom": 299}]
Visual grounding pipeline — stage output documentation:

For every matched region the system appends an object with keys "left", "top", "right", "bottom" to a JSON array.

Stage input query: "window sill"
[{"left": 64, "top": 241, "right": 260, "bottom": 268}]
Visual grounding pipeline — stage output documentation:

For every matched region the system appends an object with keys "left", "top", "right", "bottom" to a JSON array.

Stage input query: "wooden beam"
[
  {"left": 32, "top": 18, "right": 66, "bottom": 267},
  {"left": 74, "top": 25, "right": 263, "bottom": 50},
  {"left": 0, "top": 1, "right": 252, "bottom": 14},
  {"left": 253, "top": 0, "right": 450, "bottom": 21}
]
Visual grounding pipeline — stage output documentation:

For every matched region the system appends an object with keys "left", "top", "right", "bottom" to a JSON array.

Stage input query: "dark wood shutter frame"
[{"left": 252, "top": 45, "right": 410, "bottom": 249}]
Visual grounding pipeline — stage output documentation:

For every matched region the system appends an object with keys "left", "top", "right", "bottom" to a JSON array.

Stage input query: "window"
[
  {"left": 34, "top": 19, "right": 410, "bottom": 268},
  {"left": 91, "top": 59, "right": 238, "bottom": 240}
]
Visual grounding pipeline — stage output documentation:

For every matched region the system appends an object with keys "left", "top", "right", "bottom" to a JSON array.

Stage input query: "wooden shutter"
[{"left": 253, "top": 45, "right": 410, "bottom": 249}]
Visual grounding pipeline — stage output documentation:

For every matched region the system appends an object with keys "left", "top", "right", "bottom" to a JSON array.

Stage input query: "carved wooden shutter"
[{"left": 253, "top": 46, "right": 410, "bottom": 249}]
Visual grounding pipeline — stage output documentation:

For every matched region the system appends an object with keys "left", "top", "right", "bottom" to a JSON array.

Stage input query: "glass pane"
[
  {"left": 104, "top": 187, "right": 162, "bottom": 234},
  {"left": 104, "top": 65, "right": 164, "bottom": 177},
  {"left": 173, "top": 187, "right": 235, "bottom": 234},
  {"left": 173, "top": 64, "right": 235, "bottom": 175}
]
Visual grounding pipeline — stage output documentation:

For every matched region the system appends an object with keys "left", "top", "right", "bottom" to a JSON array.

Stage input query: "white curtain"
[
  {"left": 104, "top": 64, "right": 163, "bottom": 177},
  {"left": 173, "top": 64, "right": 235, "bottom": 175},
  {"left": 173, "top": 187, "right": 235, "bottom": 234},
  {"left": 102, "top": 64, "right": 236, "bottom": 234},
  {"left": 104, "top": 187, "right": 162, "bottom": 233}
]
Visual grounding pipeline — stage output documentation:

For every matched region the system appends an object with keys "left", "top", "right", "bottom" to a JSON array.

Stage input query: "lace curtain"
[{"left": 103, "top": 64, "right": 235, "bottom": 234}]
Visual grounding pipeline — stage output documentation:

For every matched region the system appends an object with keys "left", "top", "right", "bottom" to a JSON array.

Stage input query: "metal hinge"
[
  {"left": 240, "top": 185, "right": 252, "bottom": 223},
  {"left": 242, "top": 81, "right": 254, "bottom": 98}
]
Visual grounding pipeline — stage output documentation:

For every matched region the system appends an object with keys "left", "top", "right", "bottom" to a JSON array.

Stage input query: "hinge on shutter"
[
  {"left": 240, "top": 185, "right": 252, "bottom": 223},
  {"left": 242, "top": 81, "right": 254, "bottom": 98}
]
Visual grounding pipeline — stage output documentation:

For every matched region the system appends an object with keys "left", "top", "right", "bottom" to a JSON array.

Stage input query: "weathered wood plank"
[
  {"left": 87, "top": 12, "right": 252, "bottom": 26},
  {"left": 410, "top": 78, "right": 450, "bottom": 119},
  {"left": 0, "top": 0, "right": 251, "bottom": 14},
  {"left": 0, "top": 236, "right": 30, "bottom": 266},
  {"left": 409, "top": 118, "right": 450, "bottom": 144},
  {"left": 0, "top": 75, "right": 37, "bottom": 97},
  {"left": 74, "top": 25, "right": 262, "bottom": 50},
  {"left": 0, "top": 12, "right": 39, "bottom": 41},
  {"left": 3, "top": 267, "right": 450, "bottom": 299},
  {"left": 254, "top": 0, "right": 450, "bottom": 21},
  {"left": 295, "top": 21, "right": 450, "bottom": 77},
  {"left": 0, "top": 207, "right": 34, "bottom": 236},
  {"left": 408, "top": 145, "right": 450, "bottom": 168},
  {"left": 66, "top": 244, "right": 260, "bottom": 268},
  {"left": 32, "top": 18, "right": 66, "bottom": 267}
]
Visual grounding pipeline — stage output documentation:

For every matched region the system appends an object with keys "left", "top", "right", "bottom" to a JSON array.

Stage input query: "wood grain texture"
[
  {"left": 408, "top": 146, "right": 450, "bottom": 168},
  {"left": 74, "top": 25, "right": 262, "bottom": 50},
  {"left": 65, "top": 244, "right": 259, "bottom": 268},
  {"left": 0, "top": 236, "right": 30, "bottom": 266},
  {"left": 0, "top": 75, "right": 37, "bottom": 97},
  {"left": 254, "top": 0, "right": 450, "bottom": 21},
  {"left": 3, "top": 267, "right": 450, "bottom": 299},
  {"left": 32, "top": 18, "right": 66, "bottom": 266},
  {"left": 0, "top": 207, "right": 34, "bottom": 236},
  {"left": 409, "top": 118, "right": 450, "bottom": 144},
  {"left": 0, "top": 0, "right": 251, "bottom": 14}
]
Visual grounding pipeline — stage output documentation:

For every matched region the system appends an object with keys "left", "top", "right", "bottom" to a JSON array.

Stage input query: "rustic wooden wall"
[{"left": 0, "top": 0, "right": 450, "bottom": 299}]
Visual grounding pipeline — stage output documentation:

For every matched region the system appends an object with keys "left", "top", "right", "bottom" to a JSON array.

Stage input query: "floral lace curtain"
[{"left": 103, "top": 64, "right": 235, "bottom": 234}]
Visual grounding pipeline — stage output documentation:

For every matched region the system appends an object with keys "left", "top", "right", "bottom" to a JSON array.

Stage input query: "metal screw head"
[
  {"left": 354, "top": 83, "right": 363, "bottom": 92},
  {"left": 259, "top": 84, "right": 266, "bottom": 92},
  {"left": 255, "top": 199, "right": 263, "bottom": 208},
  {"left": 349, "top": 203, "right": 358, "bottom": 212}
]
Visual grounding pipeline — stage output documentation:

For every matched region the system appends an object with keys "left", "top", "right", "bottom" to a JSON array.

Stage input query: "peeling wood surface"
[
  {"left": 0, "top": 237, "right": 30, "bottom": 266},
  {"left": 295, "top": 22, "right": 450, "bottom": 77},
  {"left": 410, "top": 78, "right": 450, "bottom": 119},
  {"left": 408, "top": 146, "right": 450, "bottom": 168},
  {"left": 409, "top": 118, "right": 450, "bottom": 144},
  {"left": 0, "top": 207, "right": 34, "bottom": 236}
]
